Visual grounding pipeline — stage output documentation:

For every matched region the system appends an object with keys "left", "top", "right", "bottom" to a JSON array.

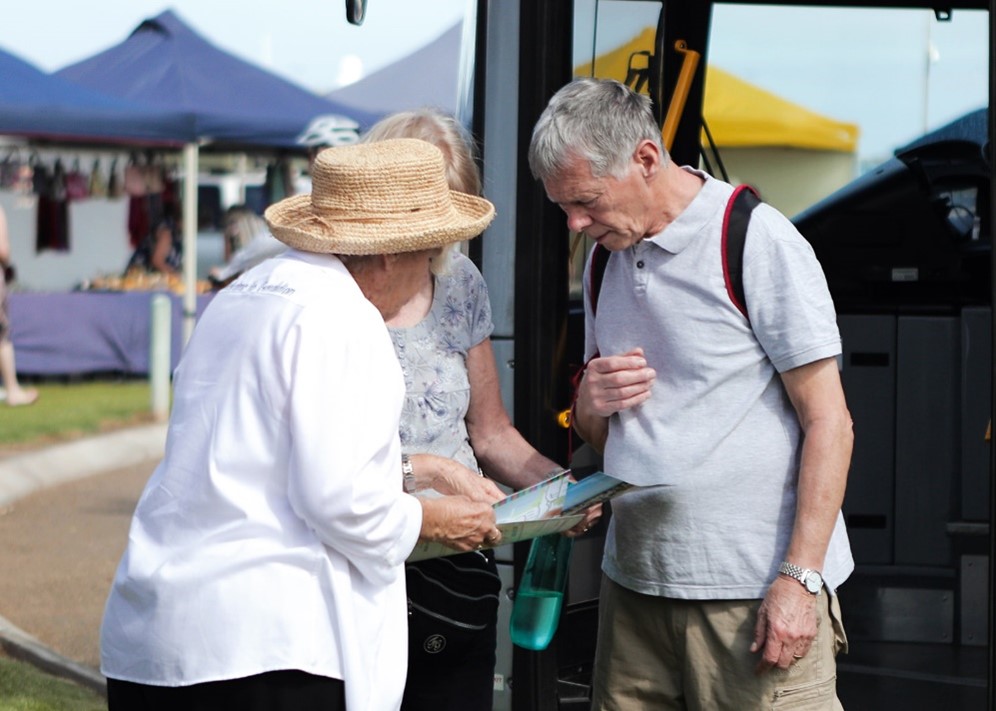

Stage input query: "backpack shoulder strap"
[
  {"left": 568, "top": 243, "right": 612, "bottom": 452},
  {"left": 588, "top": 243, "right": 611, "bottom": 317},
  {"left": 721, "top": 184, "right": 761, "bottom": 320}
]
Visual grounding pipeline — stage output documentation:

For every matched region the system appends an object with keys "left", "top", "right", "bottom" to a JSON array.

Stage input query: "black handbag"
[{"left": 405, "top": 551, "right": 501, "bottom": 663}]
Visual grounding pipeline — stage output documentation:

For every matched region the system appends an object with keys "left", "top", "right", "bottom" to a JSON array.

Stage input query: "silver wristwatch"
[
  {"left": 401, "top": 454, "right": 417, "bottom": 494},
  {"left": 778, "top": 561, "right": 823, "bottom": 595}
]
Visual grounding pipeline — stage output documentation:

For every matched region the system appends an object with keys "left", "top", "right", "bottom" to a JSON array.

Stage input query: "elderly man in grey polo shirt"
[{"left": 529, "top": 77, "right": 854, "bottom": 710}]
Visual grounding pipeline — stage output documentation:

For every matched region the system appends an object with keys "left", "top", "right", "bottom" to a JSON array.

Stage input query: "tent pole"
[
  {"left": 182, "top": 142, "right": 199, "bottom": 345},
  {"left": 237, "top": 153, "right": 248, "bottom": 205}
]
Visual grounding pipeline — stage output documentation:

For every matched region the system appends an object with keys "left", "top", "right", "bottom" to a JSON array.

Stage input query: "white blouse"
[{"left": 100, "top": 250, "right": 423, "bottom": 711}]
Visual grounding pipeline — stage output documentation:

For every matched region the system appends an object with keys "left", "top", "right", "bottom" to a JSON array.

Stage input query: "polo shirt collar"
[{"left": 644, "top": 166, "right": 723, "bottom": 255}]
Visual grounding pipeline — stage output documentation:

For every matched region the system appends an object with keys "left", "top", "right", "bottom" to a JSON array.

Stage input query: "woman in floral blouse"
[{"left": 364, "top": 109, "right": 597, "bottom": 711}]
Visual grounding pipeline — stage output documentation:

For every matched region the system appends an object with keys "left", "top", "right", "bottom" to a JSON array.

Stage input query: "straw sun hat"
[{"left": 265, "top": 138, "right": 495, "bottom": 255}]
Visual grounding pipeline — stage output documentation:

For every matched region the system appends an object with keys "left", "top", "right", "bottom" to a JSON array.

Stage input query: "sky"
[
  {"left": 708, "top": 5, "right": 989, "bottom": 165},
  {"left": 0, "top": 0, "right": 466, "bottom": 94},
  {"left": 0, "top": 1, "right": 989, "bottom": 165}
]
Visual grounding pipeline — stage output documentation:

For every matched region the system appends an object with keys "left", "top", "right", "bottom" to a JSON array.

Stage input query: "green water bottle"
[{"left": 509, "top": 533, "right": 573, "bottom": 650}]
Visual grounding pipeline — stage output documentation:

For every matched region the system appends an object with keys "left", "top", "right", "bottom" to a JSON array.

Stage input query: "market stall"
[
  {"left": 53, "top": 9, "right": 377, "bottom": 342},
  {"left": 1, "top": 9, "right": 373, "bottom": 375},
  {"left": 8, "top": 291, "right": 214, "bottom": 377}
]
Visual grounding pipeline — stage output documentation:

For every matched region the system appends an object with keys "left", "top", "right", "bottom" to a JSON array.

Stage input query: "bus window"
[
  {"left": 569, "top": 0, "right": 664, "bottom": 300},
  {"left": 708, "top": 5, "right": 987, "bottom": 215}
]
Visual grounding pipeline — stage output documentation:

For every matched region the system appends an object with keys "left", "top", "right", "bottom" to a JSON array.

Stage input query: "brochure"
[
  {"left": 407, "top": 469, "right": 633, "bottom": 562},
  {"left": 563, "top": 471, "right": 634, "bottom": 515}
]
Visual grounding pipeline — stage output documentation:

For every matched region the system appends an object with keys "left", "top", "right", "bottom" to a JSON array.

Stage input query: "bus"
[{"left": 350, "top": 2, "right": 993, "bottom": 708}]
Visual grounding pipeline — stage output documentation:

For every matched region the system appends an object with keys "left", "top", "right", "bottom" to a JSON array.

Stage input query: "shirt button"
[{"left": 636, "top": 260, "right": 645, "bottom": 269}]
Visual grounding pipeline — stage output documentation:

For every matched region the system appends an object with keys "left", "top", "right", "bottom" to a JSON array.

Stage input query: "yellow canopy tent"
[
  {"left": 574, "top": 28, "right": 858, "bottom": 217},
  {"left": 574, "top": 27, "right": 859, "bottom": 153}
]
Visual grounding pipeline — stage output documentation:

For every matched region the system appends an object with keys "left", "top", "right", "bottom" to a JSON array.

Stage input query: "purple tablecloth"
[{"left": 9, "top": 291, "right": 214, "bottom": 376}]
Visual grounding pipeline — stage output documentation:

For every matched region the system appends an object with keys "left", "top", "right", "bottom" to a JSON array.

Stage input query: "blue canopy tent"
[
  {"left": 325, "top": 20, "right": 463, "bottom": 118},
  {"left": 54, "top": 9, "right": 378, "bottom": 340},
  {"left": 56, "top": 9, "right": 377, "bottom": 149},
  {"left": 0, "top": 46, "right": 190, "bottom": 145}
]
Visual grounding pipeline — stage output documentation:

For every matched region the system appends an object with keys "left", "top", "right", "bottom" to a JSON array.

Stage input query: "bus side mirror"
[{"left": 345, "top": 0, "right": 366, "bottom": 25}]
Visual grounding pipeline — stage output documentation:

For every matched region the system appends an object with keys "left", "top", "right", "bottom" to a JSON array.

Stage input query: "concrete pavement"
[
  {"left": 0, "top": 423, "right": 166, "bottom": 510},
  {"left": 0, "top": 423, "right": 167, "bottom": 695}
]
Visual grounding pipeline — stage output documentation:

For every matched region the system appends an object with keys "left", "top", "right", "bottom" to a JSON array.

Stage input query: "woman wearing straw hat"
[{"left": 99, "top": 139, "right": 502, "bottom": 711}]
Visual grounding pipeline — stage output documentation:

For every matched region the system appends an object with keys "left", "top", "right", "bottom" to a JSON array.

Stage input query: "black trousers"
[
  {"left": 402, "top": 615, "right": 497, "bottom": 711},
  {"left": 106, "top": 670, "right": 346, "bottom": 711}
]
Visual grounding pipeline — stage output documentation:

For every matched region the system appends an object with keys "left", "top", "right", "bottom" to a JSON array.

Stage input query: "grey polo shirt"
[{"left": 585, "top": 168, "right": 853, "bottom": 598}]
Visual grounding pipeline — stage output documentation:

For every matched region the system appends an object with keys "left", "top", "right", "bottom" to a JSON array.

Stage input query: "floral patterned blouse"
[{"left": 388, "top": 251, "right": 494, "bottom": 472}]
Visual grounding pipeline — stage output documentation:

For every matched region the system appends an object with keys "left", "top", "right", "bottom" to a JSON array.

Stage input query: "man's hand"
[
  {"left": 564, "top": 502, "right": 602, "bottom": 537},
  {"left": 750, "top": 576, "right": 819, "bottom": 673},
  {"left": 418, "top": 495, "right": 502, "bottom": 552},
  {"left": 578, "top": 347, "right": 656, "bottom": 418},
  {"left": 572, "top": 347, "right": 656, "bottom": 452}
]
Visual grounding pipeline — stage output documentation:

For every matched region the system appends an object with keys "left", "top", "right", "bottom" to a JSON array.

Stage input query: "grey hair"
[
  {"left": 528, "top": 78, "right": 666, "bottom": 182},
  {"left": 429, "top": 243, "right": 455, "bottom": 277},
  {"left": 224, "top": 205, "right": 268, "bottom": 253}
]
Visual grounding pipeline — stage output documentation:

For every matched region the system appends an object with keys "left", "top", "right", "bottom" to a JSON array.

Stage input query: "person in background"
[
  {"left": 208, "top": 204, "right": 286, "bottom": 288},
  {"left": 124, "top": 199, "right": 182, "bottom": 275},
  {"left": 99, "top": 139, "right": 502, "bottom": 711},
  {"left": 363, "top": 108, "right": 600, "bottom": 711},
  {"left": 530, "top": 78, "right": 853, "bottom": 710},
  {"left": 0, "top": 204, "right": 38, "bottom": 407}
]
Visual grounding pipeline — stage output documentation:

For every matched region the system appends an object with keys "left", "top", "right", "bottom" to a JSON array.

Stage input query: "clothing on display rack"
[{"left": 35, "top": 157, "right": 69, "bottom": 252}]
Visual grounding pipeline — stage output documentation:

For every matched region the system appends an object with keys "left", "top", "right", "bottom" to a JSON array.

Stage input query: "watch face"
[{"left": 804, "top": 572, "right": 822, "bottom": 594}]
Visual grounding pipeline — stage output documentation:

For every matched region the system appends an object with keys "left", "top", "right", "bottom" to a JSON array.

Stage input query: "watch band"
[
  {"left": 401, "top": 454, "right": 417, "bottom": 493},
  {"left": 778, "top": 561, "right": 822, "bottom": 594},
  {"left": 779, "top": 561, "right": 807, "bottom": 580}
]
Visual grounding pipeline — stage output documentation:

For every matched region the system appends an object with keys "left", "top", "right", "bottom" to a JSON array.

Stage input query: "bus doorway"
[{"left": 471, "top": 2, "right": 993, "bottom": 709}]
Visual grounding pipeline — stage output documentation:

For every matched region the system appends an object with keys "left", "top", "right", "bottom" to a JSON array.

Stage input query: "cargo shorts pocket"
[
  {"left": 829, "top": 591, "right": 849, "bottom": 656},
  {"left": 771, "top": 675, "right": 838, "bottom": 710}
]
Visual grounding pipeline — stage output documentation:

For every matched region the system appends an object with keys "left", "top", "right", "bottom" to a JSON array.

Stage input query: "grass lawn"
[
  {"left": 0, "top": 380, "right": 156, "bottom": 452},
  {"left": 0, "top": 655, "right": 105, "bottom": 711}
]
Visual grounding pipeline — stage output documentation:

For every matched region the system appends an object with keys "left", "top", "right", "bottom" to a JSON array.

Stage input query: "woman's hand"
[
  {"left": 409, "top": 453, "right": 506, "bottom": 504},
  {"left": 418, "top": 495, "right": 503, "bottom": 551}
]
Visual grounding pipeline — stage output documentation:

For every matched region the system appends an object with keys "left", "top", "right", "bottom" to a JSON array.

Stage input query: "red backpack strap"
[
  {"left": 721, "top": 184, "right": 761, "bottom": 320},
  {"left": 567, "top": 354, "right": 597, "bottom": 464}
]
